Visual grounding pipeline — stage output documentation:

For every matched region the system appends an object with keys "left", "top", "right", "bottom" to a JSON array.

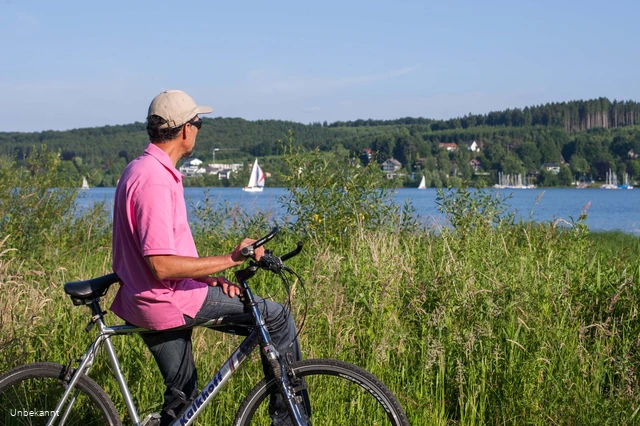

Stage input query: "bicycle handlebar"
[
  {"left": 234, "top": 229, "right": 304, "bottom": 282},
  {"left": 240, "top": 227, "right": 279, "bottom": 258},
  {"left": 280, "top": 241, "right": 304, "bottom": 262}
]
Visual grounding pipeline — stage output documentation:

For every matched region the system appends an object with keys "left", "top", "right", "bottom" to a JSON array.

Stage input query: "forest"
[{"left": 1, "top": 97, "right": 639, "bottom": 188}]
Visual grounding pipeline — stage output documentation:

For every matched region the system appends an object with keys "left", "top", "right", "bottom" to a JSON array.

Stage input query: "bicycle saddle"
[{"left": 64, "top": 273, "right": 120, "bottom": 305}]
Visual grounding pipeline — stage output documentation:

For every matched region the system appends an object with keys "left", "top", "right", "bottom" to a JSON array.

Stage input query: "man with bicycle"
[{"left": 111, "top": 90, "right": 303, "bottom": 426}]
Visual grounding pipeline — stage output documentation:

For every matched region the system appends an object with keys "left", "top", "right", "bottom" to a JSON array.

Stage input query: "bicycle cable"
[{"left": 276, "top": 266, "right": 309, "bottom": 350}]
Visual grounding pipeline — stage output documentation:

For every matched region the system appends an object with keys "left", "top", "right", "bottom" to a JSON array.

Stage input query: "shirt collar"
[{"left": 143, "top": 143, "right": 183, "bottom": 182}]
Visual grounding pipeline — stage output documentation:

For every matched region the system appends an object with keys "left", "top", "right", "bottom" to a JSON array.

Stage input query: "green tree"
[
  {"left": 57, "top": 160, "right": 81, "bottom": 184},
  {"left": 516, "top": 142, "right": 542, "bottom": 170},
  {"left": 569, "top": 154, "right": 589, "bottom": 175},
  {"left": 501, "top": 153, "right": 524, "bottom": 175},
  {"left": 538, "top": 139, "right": 561, "bottom": 163},
  {"left": 558, "top": 165, "right": 574, "bottom": 186},
  {"left": 628, "top": 160, "right": 640, "bottom": 179},
  {"left": 437, "top": 150, "right": 450, "bottom": 173},
  {"left": 537, "top": 169, "right": 559, "bottom": 187}
]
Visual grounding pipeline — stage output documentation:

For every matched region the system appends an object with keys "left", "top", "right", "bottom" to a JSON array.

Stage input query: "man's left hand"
[{"left": 199, "top": 276, "right": 242, "bottom": 298}]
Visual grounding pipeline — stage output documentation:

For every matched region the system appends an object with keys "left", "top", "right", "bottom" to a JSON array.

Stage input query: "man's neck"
[{"left": 152, "top": 140, "right": 183, "bottom": 167}]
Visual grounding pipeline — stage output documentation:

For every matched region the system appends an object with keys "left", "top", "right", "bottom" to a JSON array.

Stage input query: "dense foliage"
[
  {"left": 1, "top": 149, "right": 640, "bottom": 424},
  {"left": 1, "top": 98, "right": 640, "bottom": 188}
]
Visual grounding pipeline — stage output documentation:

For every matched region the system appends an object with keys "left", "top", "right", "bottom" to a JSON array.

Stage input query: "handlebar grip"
[
  {"left": 240, "top": 227, "right": 280, "bottom": 259},
  {"left": 280, "top": 242, "right": 304, "bottom": 262},
  {"left": 240, "top": 245, "right": 254, "bottom": 258}
]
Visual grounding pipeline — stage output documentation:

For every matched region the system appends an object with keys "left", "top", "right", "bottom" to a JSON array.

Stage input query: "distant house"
[
  {"left": 460, "top": 140, "right": 480, "bottom": 152},
  {"left": 469, "top": 159, "right": 482, "bottom": 172},
  {"left": 206, "top": 163, "right": 243, "bottom": 174},
  {"left": 381, "top": 158, "right": 402, "bottom": 173},
  {"left": 179, "top": 158, "right": 206, "bottom": 177},
  {"left": 439, "top": 142, "right": 458, "bottom": 151},
  {"left": 415, "top": 157, "right": 428, "bottom": 169},
  {"left": 218, "top": 169, "right": 232, "bottom": 179},
  {"left": 381, "top": 158, "right": 403, "bottom": 179},
  {"left": 541, "top": 163, "right": 561, "bottom": 174},
  {"left": 360, "top": 148, "right": 373, "bottom": 165}
]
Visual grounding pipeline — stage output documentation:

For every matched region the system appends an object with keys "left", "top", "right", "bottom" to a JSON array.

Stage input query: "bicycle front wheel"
[
  {"left": 0, "top": 362, "right": 121, "bottom": 426},
  {"left": 234, "top": 358, "right": 408, "bottom": 426}
]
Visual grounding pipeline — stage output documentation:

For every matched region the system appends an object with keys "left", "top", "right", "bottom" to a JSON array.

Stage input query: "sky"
[{"left": 1, "top": 0, "right": 639, "bottom": 132}]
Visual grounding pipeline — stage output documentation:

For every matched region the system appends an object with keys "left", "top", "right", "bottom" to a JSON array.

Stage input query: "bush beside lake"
[{"left": 1, "top": 147, "right": 639, "bottom": 425}]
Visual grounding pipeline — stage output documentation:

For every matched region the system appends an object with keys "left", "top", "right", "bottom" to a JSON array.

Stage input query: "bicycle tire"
[
  {"left": 234, "top": 358, "right": 409, "bottom": 426},
  {"left": 0, "top": 362, "right": 121, "bottom": 426}
]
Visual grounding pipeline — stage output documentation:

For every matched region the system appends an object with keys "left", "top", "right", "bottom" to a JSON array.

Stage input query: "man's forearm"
[{"left": 146, "top": 254, "right": 242, "bottom": 281}]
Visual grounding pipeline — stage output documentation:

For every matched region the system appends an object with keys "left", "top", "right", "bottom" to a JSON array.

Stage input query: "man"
[{"left": 111, "top": 90, "right": 303, "bottom": 425}]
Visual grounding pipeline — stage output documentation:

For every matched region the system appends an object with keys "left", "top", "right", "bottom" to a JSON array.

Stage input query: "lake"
[{"left": 76, "top": 187, "right": 640, "bottom": 235}]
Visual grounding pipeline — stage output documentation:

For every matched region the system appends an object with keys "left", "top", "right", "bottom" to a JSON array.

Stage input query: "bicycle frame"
[{"left": 47, "top": 278, "right": 307, "bottom": 426}]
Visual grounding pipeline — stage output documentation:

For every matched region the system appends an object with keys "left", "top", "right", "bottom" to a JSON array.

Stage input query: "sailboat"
[
  {"left": 242, "top": 158, "right": 265, "bottom": 192},
  {"left": 81, "top": 177, "right": 90, "bottom": 190},
  {"left": 418, "top": 175, "right": 426, "bottom": 189},
  {"left": 619, "top": 173, "right": 634, "bottom": 190},
  {"left": 601, "top": 168, "right": 618, "bottom": 189}
]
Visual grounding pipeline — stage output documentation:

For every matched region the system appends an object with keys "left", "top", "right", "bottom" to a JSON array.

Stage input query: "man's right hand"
[{"left": 231, "top": 238, "right": 265, "bottom": 264}]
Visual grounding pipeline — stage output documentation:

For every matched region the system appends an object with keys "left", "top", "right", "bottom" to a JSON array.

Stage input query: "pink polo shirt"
[{"left": 111, "top": 143, "right": 207, "bottom": 330}]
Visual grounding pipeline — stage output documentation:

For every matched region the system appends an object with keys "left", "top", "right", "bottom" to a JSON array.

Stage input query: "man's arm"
[
  {"left": 145, "top": 238, "right": 264, "bottom": 281},
  {"left": 146, "top": 253, "right": 240, "bottom": 281}
]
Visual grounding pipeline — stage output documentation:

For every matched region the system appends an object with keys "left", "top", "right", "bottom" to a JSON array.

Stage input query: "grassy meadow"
[{"left": 1, "top": 148, "right": 640, "bottom": 425}]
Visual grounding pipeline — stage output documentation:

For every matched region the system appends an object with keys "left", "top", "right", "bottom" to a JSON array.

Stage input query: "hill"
[{"left": 1, "top": 98, "right": 639, "bottom": 188}]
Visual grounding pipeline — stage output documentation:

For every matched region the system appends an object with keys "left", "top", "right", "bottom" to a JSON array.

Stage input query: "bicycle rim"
[
  {"left": 234, "top": 358, "right": 408, "bottom": 426},
  {"left": 0, "top": 362, "right": 120, "bottom": 426}
]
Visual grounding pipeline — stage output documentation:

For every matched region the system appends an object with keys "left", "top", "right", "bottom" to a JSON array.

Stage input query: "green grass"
[
  {"left": 586, "top": 231, "right": 640, "bottom": 265},
  {"left": 2, "top": 149, "right": 640, "bottom": 424}
]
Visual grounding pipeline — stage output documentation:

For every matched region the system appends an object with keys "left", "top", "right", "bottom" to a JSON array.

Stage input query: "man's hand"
[
  {"left": 231, "top": 238, "right": 265, "bottom": 264},
  {"left": 200, "top": 276, "right": 242, "bottom": 298}
]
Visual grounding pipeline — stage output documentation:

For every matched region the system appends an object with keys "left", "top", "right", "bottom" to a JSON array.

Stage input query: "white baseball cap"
[{"left": 147, "top": 90, "right": 213, "bottom": 128}]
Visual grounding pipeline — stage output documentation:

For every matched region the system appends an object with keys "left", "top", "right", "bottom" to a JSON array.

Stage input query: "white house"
[
  {"left": 381, "top": 158, "right": 402, "bottom": 173},
  {"left": 206, "top": 163, "right": 243, "bottom": 174},
  {"left": 541, "top": 163, "right": 561, "bottom": 174},
  {"left": 461, "top": 140, "right": 480, "bottom": 152},
  {"left": 179, "top": 158, "right": 206, "bottom": 177}
]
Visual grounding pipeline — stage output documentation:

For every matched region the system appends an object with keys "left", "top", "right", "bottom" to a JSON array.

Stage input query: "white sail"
[
  {"left": 243, "top": 158, "right": 265, "bottom": 192},
  {"left": 81, "top": 177, "right": 89, "bottom": 190},
  {"left": 418, "top": 175, "right": 426, "bottom": 189},
  {"left": 601, "top": 168, "right": 618, "bottom": 189}
]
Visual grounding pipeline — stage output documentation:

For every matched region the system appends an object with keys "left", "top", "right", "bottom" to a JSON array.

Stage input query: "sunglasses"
[{"left": 187, "top": 118, "right": 203, "bottom": 130}]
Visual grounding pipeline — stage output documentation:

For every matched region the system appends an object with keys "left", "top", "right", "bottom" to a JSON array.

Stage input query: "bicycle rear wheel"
[
  {"left": 0, "top": 362, "right": 121, "bottom": 426},
  {"left": 234, "top": 358, "right": 408, "bottom": 426}
]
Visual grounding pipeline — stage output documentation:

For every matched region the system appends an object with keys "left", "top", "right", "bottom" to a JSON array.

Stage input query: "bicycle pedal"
[{"left": 141, "top": 412, "right": 161, "bottom": 426}]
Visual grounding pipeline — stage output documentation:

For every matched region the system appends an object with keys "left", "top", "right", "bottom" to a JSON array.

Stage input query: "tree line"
[
  {"left": 330, "top": 98, "right": 640, "bottom": 132},
  {"left": 0, "top": 97, "right": 639, "bottom": 188}
]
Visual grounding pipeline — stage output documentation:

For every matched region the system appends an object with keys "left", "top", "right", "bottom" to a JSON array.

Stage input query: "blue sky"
[{"left": 1, "top": 0, "right": 638, "bottom": 132}]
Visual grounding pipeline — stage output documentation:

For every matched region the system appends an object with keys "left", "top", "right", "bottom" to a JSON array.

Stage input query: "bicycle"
[{"left": 0, "top": 227, "right": 409, "bottom": 425}]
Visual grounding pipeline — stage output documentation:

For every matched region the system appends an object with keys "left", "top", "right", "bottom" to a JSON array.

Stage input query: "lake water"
[{"left": 77, "top": 187, "right": 640, "bottom": 235}]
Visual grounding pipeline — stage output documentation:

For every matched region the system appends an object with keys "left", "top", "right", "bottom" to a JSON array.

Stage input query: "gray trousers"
[{"left": 140, "top": 285, "right": 305, "bottom": 425}]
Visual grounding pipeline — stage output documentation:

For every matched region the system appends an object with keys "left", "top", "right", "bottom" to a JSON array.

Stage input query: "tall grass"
[{"left": 1, "top": 147, "right": 640, "bottom": 424}]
